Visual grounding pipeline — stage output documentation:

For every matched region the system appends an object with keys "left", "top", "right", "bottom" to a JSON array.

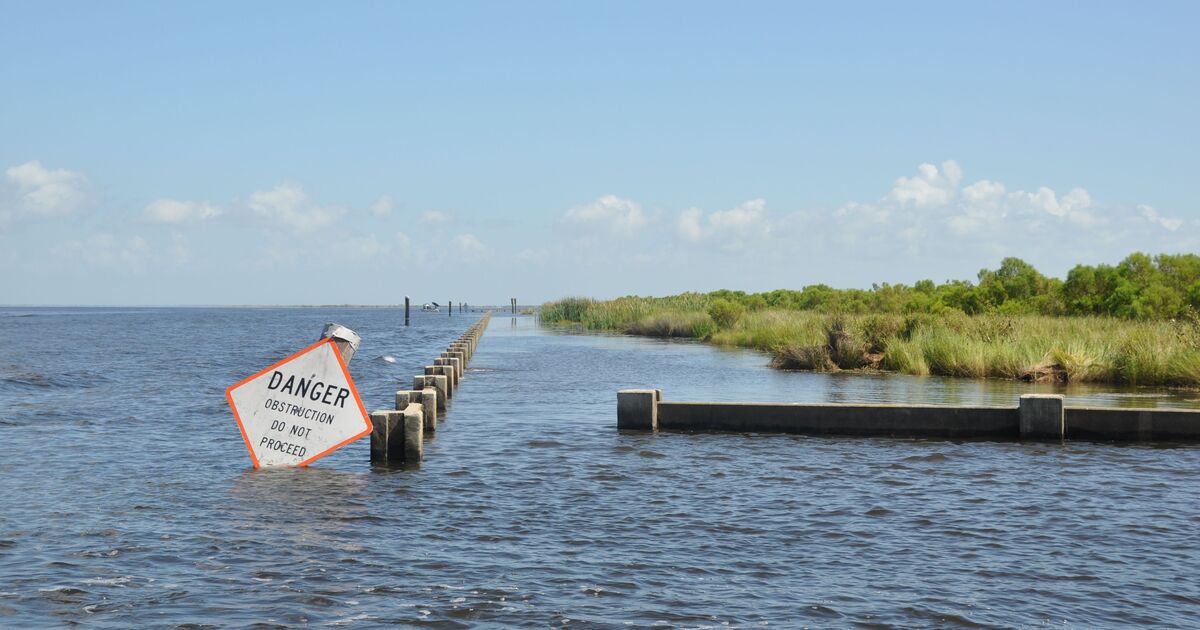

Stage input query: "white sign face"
[{"left": 226, "top": 339, "right": 372, "bottom": 468}]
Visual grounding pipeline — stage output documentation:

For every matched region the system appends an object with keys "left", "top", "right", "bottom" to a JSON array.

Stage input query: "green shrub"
[{"left": 707, "top": 298, "right": 746, "bottom": 329}]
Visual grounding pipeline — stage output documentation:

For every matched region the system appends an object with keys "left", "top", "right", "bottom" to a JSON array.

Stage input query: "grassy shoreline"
[{"left": 540, "top": 295, "right": 1200, "bottom": 388}]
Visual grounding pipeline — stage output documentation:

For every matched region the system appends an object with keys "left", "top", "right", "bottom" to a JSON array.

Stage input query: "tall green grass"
[{"left": 541, "top": 297, "right": 1200, "bottom": 387}]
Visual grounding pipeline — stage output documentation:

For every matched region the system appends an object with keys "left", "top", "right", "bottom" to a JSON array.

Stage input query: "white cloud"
[
  {"left": 454, "top": 233, "right": 484, "bottom": 252},
  {"left": 1139, "top": 204, "right": 1183, "bottom": 231},
  {"left": 2, "top": 160, "right": 88, "bottom": 226},
  {"left": 961, "top": 179, "right": 1006, "bottom": 206},
  {"left": 834, "top": 201, "right": 891, "bottom": 224},
  {"left": 369, "top": 195, "right": 395, "bottom": 217},
  {"left": 418, "top": 210, "right": 451, "bottom": 224},
  {"left": 1008, "top": 186, "right": 1092, "bottom": 218},
  {"left": 247, "top": 183, "right": 342, "bottom": 232},
  {"left": 144, "top": 198, "right": 222, "bottom": 224},
  {"left": 453, "top": 233, "right": 485, "bottom": 262},
  {"left": 676, "top": 199, "right": 770, "bottom": 252},
  {"left": 564, "top": 195, "right": 646, "bottom": 236},
  {"left": 888, "top": 160, "right": 961, "bottom": 208},
  {"left": 947, "top": 180, "right": 1007, "bottom": 235}
]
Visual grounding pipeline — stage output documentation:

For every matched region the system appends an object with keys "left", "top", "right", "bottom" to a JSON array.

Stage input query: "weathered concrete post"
[
  {"left": 440, "top": 351, "right": 464, "bottom": 375},
  {"left": 394, "top": 390, "right": 435, "bottom": 433},
  {"left": 420, "top": 387, "right": 439, "bottom": 429},
  {"left": 618, "top": 389, "right": 661, "bottom": 430},
  {"left": 434, "top": 356, "right": 461, "bottom": 386},
  {"left": 369, "top": 410, "right": 405, "bottom": 463},
  {"left": 320, "top": 323, "right": 361, "bottom": 363},
  {"left": 405, "top": 295, "right": 411, "bottom": 326},
  {"left": 402, "top": 403, "right": 424, "bottom": 461},
  {"left": 425, "top": 365, "right": 455, "bottom": 397},
  {"left": 1020, "top": 394, "right": 1065, "bottom": 440},
  {"left": 415, "top": 374, "right": 449, "bottom": 408}
]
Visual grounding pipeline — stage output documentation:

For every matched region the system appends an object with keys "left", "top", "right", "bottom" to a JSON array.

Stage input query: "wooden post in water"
[
  {"left": 449, "top": 299, "right": 452, "bottom": 317},
  {"left": 404, "top": 295, "right": 411, "bottom": 326}
]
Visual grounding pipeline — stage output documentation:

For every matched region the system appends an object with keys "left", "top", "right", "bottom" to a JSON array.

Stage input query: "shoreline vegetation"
[{"left": 541, "top": 254, "right": 1200, "bottom": 388}]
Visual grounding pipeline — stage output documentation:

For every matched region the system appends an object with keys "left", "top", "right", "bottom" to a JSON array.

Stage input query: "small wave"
[
  {"left": 80, "top": 576, "right": 135, "bottom": 587},
  {"left": 902, "top": 453, "right": 949, "bottom": 462},
  {"left": 589, "top": 473, "right": 627, "bottom": 481},
  {"left": 0, "top": 374, "right": 58, "bottom": 389}
]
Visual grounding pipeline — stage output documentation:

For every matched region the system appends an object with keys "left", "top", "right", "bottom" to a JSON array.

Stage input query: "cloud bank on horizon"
[{"left": 1, "top": 157, "right": 1193, "bottom": 305}]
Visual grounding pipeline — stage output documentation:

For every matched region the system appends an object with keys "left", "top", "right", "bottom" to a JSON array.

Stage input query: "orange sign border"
[{"left": 225, "top": 338, "right": 373, "bottom": 469}]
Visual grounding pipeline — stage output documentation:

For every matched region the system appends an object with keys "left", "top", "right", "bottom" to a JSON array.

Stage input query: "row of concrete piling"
[{"left": 369, "top": 313, "right": 491, "bottom": 465}]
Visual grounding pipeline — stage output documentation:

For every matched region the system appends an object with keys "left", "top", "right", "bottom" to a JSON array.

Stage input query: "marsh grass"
[{"left": 541, "top": 296, "right": 1200, "bottom": 387}]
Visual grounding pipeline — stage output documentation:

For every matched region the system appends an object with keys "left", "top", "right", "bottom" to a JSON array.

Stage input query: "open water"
[{"left": 1, "top": 307, "right": 1197, "bottom": 628}]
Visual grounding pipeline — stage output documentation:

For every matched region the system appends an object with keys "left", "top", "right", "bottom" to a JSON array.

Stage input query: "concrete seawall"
[{"left": 618, "top": 389, "right": 1200, "bottom": 443}]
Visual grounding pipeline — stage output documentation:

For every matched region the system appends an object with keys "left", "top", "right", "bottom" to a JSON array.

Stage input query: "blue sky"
[{"left": 1, "top": 1, "right": 1197, "bottom": 305}]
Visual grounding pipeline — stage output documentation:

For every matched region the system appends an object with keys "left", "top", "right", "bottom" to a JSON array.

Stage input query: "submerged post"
[
  {"left": 405, "top": 295, "right": 411, "bottom": 326},
  {"left": 1019, "top": 394, "right": 1065, "bottom": 440},
  {"left": 618, "top": 389, "right": 661, "bottom": 431}
]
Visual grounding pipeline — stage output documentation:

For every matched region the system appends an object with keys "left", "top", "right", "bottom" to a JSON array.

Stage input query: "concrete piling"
[
  {"left": 369, "top": 410, "right": 407, "bottom": 463},
  {"left": 395, "top": 390, "right": 436, "bottom": 432},
  {"left": 381, "top": 311, "right": 489, "bottom": 467},
  {"left": 414, "top": 374, "right": 449, "bottom": 410},
  {"left": 617, "top": 389, "right": 661, "bottom": 431},
  {"left": 369, "top": 311, "right": 492, "bottom": 467},
  {"left": 420, "top": 387, "right": 439, "bottom": 429},
  {"left": 434, "top": 357, "right": 461, "bottom": 386},
  {"left": 435, "top": 365, "right": 456, "bottom": 395},
  {"left": 440, "top": 351, "right": 464, "bottom": 374},
  {"left": 402, "top": 403, "right": 424, "bottom": 462},
  {"left": 1019, "top": 394, "right": 1065, "bottom": 440}
]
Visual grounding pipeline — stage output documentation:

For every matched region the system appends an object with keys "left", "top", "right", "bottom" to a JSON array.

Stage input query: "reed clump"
[{"left": 541, "top": 297, "right": 1200, "bottom": 387}]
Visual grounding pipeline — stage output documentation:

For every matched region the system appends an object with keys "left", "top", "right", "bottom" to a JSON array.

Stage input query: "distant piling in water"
[
  {"left": 370, "top": 312, "right": 492, "bottom": 466},
  {"left": 617, "top": 390, "right": 1200, "bottom": 443},
  {"left": 405, "top": 296, "right": 411, "bottom": 326}
]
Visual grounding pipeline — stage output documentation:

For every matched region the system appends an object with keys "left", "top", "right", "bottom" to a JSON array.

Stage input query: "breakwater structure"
[
  {"left": 370, "top": 312, "right": 491, "bottom": 465},
  {"left": 617, "top": 390, "right": 1200, "bottom": 442}
]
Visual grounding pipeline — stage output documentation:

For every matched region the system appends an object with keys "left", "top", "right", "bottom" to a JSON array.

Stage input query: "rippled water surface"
[{"left": 1, "top": 308, "right": 1198, "bottom": 628}]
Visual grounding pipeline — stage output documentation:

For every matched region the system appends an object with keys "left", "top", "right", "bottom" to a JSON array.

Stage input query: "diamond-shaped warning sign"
[{"left": 226, "top": 338, "right": 372, "bottom": 468}]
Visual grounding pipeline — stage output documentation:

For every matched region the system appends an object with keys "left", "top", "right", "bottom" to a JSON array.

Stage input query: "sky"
[{"left": 1, "top": 1, "right": 1197, "bottom": 305}]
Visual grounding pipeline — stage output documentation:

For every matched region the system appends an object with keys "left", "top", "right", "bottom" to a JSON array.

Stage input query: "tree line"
[{"left": 707, "top": 253, "right": 1200, "bottom": 320}]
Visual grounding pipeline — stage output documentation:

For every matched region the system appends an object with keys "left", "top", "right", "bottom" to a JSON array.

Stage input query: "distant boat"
[{"left": 422, "top": 302, "right": 440, "bottom": 312}]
